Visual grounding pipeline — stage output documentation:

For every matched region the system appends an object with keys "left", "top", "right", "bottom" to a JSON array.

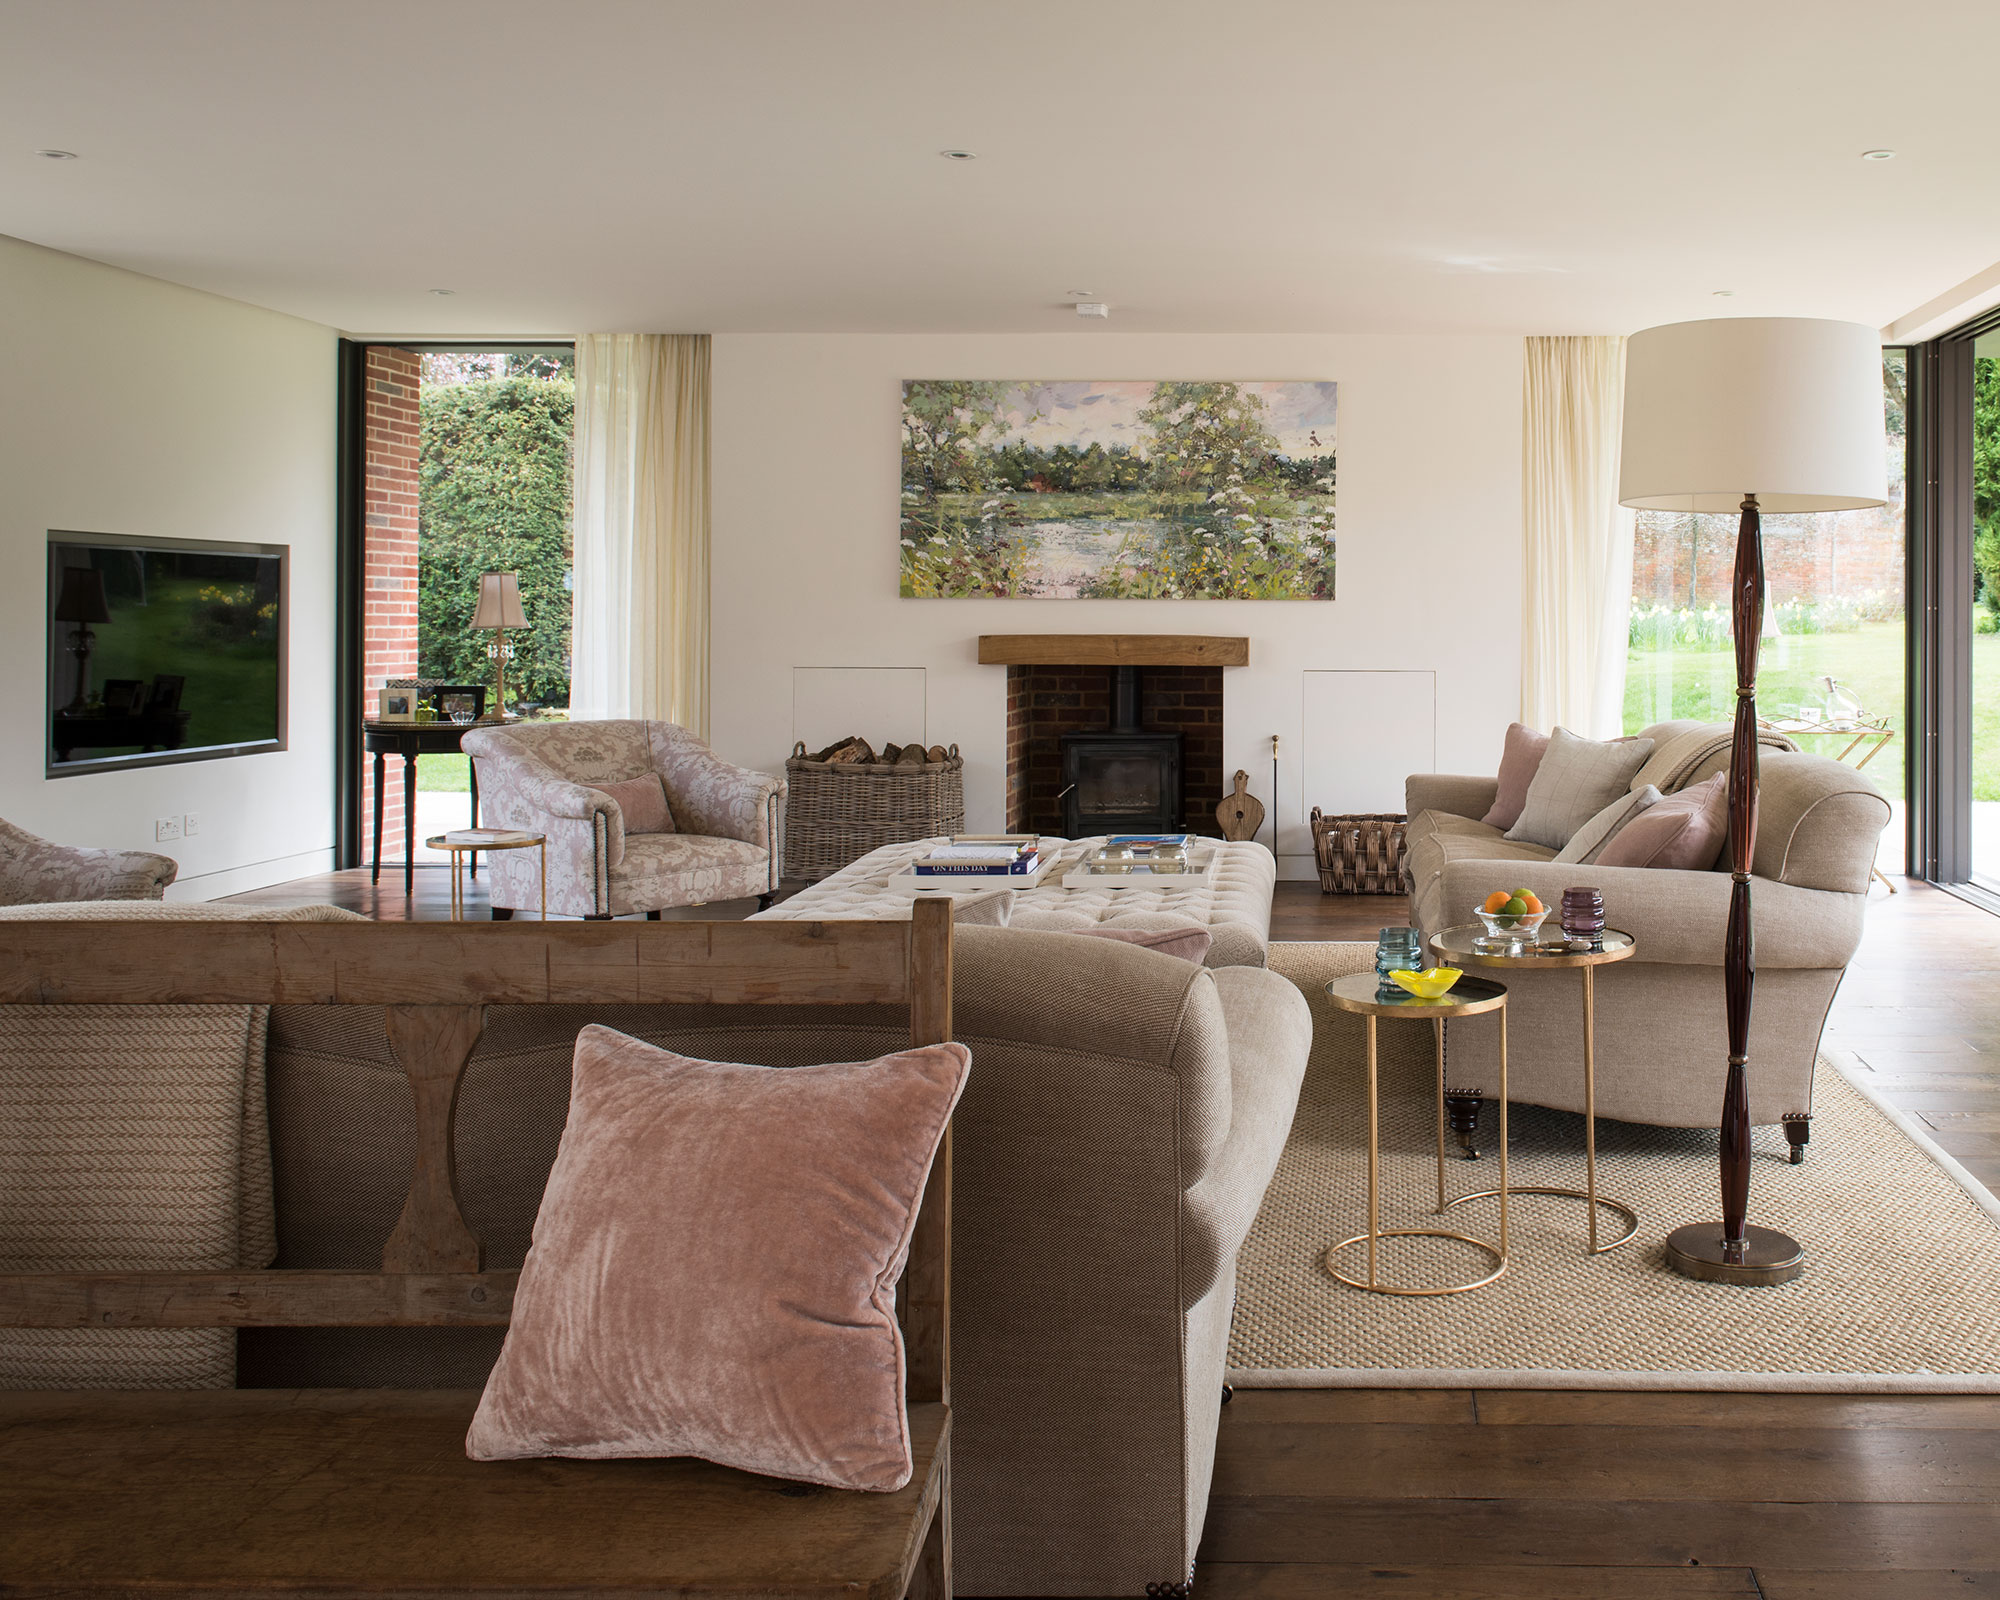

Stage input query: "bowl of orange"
[{"left": 1474, "top": 888, "right": 1549, "bottom": 946}]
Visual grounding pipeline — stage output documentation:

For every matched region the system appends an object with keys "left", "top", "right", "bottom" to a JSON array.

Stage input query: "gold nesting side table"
[
  {"left": 425, "top": 832, "right": 547, "bottom": 922},
  {"left": 1322, "top": 970, "right": 1510, "bottom": 1297},
  {"left": 1428, "top": 925, "right": 1640, "bottom": 1255}
]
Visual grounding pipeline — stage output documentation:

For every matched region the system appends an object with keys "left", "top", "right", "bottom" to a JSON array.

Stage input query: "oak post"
[{"left": 381, "top": 1005, "right": 486, "bottom": 1273}]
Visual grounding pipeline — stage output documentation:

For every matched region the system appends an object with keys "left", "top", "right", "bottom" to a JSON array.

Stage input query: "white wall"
[
  {"left": 711, "top": 333, "right": 1522, "bottom": 880},
  {"left": 0, "top": 234, "right": 338, "bottom": 898}
]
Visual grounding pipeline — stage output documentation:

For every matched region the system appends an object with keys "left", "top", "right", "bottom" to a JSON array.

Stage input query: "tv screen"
[{"left": 47, "top": 532, "right": 287, "bottom": 775}]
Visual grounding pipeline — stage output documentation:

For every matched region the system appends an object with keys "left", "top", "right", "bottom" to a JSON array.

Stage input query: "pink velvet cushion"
[
  {"left": 590, "top": 774, "right": 675, "bottom": 834},
  {"left": 466, "top": 1026, "right": 970, "bottom": 1490},
  {"left": 1064, "top": 924, "right": 1215, "bottom": 964},
  {"left": 1594, "top": 772, "right": 1729, "bottom": 870},
  {"left": 1480, "top": 723, "right": 1550, "bottom": 830}
]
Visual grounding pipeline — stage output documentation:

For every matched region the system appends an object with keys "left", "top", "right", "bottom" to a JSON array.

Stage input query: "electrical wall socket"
[
  {"left": 183, "top": 813, "right": 201, "bottom": 837},
  {"left": 155, "top": 817, "right": 182, "bottom": 843}
]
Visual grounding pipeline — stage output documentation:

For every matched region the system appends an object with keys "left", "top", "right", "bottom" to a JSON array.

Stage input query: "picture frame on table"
[
  {"left": 438, "top": 685, "right": 487, "bottom": 722},
  {"left": 376, "top": 686, "right": 418, "bottom": 722},
  {"left": 101, "top": 679, "right": 145, "bottom": 715},
  {"left": 147, "top": 675, "right": 185, "bottom": 714}
]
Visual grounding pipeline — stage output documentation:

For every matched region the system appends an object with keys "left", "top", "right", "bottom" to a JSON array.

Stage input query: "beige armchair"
[
  {"left": 461, "top": 720, "right": 784, "bottom": 919},
  {"left": 0, "top": 815, "right": 177, "bottom": 904},
  {"left": 1405, "top": 721, "right": 1890, "bottom": 1161}
]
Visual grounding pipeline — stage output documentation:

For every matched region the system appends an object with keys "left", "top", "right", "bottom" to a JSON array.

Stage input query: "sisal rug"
[{"left": 1227, "top": 941, "right": 2000, "bottom": 1391}]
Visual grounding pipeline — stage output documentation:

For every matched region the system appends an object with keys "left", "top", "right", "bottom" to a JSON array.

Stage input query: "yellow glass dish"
[{"left": 1388, "top": 966, "right": 1463, "bottom": 1000}]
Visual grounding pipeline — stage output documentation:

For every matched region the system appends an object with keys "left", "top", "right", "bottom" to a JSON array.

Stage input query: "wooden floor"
[{"left": 226, "top": 869, "right": 2000, "bottom": 1595}]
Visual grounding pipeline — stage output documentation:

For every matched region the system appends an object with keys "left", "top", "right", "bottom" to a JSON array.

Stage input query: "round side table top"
[
  {"left": 1324, "top": 970, "right": 1507, "bottom": 1020},
  {"left": 1430, "top": 925, "right": 1636, "bottom": 971},
  {"left": 424, "top": 832, "right": 546, "bottom": 854}
]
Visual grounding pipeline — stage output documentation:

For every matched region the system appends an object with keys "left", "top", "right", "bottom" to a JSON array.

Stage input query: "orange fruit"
[
  {"left": 1482, "top": 890, "right": 1512, "bottom": 915},
  {"left": 1519, "top": 892, "right": 1544, "bottom": 914}
]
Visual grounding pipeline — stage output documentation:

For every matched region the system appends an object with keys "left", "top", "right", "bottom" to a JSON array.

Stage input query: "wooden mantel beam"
[{"left": 976, "top": 634, "right": 1249, "bottom": 668}]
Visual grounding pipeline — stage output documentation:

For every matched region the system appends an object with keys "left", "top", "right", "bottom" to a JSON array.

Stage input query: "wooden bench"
[{"left": 0, "top": 902, "right": 955, "bottom": 1600}]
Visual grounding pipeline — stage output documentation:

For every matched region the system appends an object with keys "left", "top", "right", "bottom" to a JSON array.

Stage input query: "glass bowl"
[
  {"left": 1473, "top": 906, "right": 1550, "bottom": 945},
  {"left": 1388, "top": 966, "right": 1463, "bottom": 1000}
]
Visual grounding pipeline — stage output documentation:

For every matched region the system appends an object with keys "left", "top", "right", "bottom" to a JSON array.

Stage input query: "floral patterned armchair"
[
  {"left": 0, "top": 816, "right": 178, "bottom": 905},
  {"left": 461, "top": 721, "right": 784, "bottom": 919}
]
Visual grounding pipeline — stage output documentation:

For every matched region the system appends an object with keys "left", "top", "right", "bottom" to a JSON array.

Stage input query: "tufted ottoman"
[{"left": 752, "top": 835, "right": 1277, "bottom": 968}]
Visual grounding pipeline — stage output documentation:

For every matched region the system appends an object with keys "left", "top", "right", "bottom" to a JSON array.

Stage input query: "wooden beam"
[
  {"left": 976, "top": 633, "right": 1249, "bottom": 667},
  {"left": 0, "top": 920, "right": 914, "bottom": 1008},
  {"left": 0, "top": 1270, "right": 518, "bottom": 1328}
]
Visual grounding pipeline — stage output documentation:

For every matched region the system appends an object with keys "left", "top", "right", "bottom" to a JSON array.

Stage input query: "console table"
[{"left": 364, "top": 720, "right": 497, "bottom": 897}]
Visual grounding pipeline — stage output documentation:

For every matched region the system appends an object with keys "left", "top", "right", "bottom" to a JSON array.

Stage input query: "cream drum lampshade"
[
  {"left": 471, "top": 571, "right": 528, "bottom": 630},
  {"left": 1619, "top": 318, "right": 1888, "bottom": 514}
]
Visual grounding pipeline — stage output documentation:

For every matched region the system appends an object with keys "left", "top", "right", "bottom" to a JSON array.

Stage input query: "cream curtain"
[
  {"left": 1521, "top": 335, "right": 1635, "bottom": 739},
  {"left": 571, "top": 334, "right": 710, "bottom": 736}
]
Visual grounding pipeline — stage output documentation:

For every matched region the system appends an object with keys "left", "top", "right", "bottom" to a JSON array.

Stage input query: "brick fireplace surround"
[{"left": 981, "top": 636, "right": 1249, "bottom": 839}]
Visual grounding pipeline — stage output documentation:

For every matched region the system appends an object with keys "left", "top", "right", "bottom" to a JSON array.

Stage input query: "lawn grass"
[
  {"left": 1625, "top": 622, "right": 1907, "bottom": 797},
  {"left": 415, "top": 752, "right": 470, "bottom": 793}
]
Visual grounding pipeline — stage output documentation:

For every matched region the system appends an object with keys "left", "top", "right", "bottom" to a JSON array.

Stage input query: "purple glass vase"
[{"left": 1561, "top": 887, "right": 1605, "bottom": 948}]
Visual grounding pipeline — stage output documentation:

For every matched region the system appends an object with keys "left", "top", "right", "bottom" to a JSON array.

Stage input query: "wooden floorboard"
[{"left": 225, "top": 868, "right": 2000, "bottom": 1591}]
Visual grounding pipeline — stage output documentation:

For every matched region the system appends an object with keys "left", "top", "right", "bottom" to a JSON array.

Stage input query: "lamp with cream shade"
[
  {"left": 1619, "top": 317, "right": 1886, "bottom": 1285},
  {"left": 472, "top": 571, "right": 527, "bottom": 720}
]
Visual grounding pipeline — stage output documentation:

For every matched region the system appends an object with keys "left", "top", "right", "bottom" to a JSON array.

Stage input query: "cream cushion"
[
  {"left": 1553, "top": 785, "right": 1661, "bottom": 865},
  {"left": 1506, "top": 729, "right": 1655, "bottom": 851}
]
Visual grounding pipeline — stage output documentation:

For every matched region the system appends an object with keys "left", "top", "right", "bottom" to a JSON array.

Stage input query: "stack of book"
[{"left": 910, "top": 836, "right": 1043, "bottom": 878}]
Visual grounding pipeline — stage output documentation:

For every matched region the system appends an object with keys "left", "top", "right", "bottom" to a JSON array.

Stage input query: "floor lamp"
[{"left": 1619, "top": 318, "right": 1886, "bottom": 1284}]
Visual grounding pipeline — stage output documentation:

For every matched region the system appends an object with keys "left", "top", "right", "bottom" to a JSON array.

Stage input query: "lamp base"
[{"left": 1664, "top": 1221, "right": 1805, "bottom": 1286}]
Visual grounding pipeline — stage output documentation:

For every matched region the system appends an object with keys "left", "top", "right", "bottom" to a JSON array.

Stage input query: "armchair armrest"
[
  {"left": 649, "top": 729, "right": 786, "bottom": 854},
  {"left": 0, "top": 817, "right": 178, "bottom": 905},
  {"left": 1430, "top": 857, "right": 1866, "bottom": 969},
  {"left": 1406, "top": 773, "right": 1499, "bottom": 822}
]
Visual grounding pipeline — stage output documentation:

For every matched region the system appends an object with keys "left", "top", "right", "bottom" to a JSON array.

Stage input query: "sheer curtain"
[
  {"left": 570, "top": 334, "right": 710, "bottom": 736},
  {"left": 1521, "top": 335, "right": 1635, "bottom": 739}
]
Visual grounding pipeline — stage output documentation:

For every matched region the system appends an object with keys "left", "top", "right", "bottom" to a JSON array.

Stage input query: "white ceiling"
[{"left": 2, "top": 0, "right": 1996, "bottom": 339}]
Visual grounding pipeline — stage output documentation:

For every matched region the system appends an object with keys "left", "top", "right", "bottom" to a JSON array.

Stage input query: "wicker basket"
[
  {"left": 1310, "top": 808, "right": 1411, "bottom": 895},
  {"left": 783, "top": 744, "right": 965, "bottom": 882}
]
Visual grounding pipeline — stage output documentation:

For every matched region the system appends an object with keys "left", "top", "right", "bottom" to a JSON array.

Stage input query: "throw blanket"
[
  {"left": 0, "top": 902, "right": 362, "bottom": 1389},
  {"left": 1639, "top": 722, "right": 1798, "bottom": 796}
]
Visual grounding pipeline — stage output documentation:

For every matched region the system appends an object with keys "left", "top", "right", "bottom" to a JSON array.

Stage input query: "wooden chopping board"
[{"left": 1216, "top": 771, "right": 1264, "bottom": 842}]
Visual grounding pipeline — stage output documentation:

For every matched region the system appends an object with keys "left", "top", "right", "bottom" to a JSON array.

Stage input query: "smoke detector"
[{"left": 1074, "top": 302, "right": 1110, "bottom": 319}]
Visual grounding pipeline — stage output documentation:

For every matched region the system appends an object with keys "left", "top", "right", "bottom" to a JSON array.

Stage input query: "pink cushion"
[
  {"left": 1480, "top": 723, "right": 1549, "bottom": 830},
  {"left": 1065, "top": 924, "right": 1214, "bottom": 964},
  {"left": 1594, "top": 772, "right": 1729, "bottom": 870},
  {"left": 466, "top": 1026, "right": 970, "bottom": 1490},
  {"left": 590, "top": 774, "right": 675, "bottom": 834}
]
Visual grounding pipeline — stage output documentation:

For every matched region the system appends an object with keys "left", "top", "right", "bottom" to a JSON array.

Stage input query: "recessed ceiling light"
[
  {"left": 1713, "top": 289, "right": 1735, "bottom": 297},
  {"left": 1065, "top": 289, "right": 1095, "bottom": 298},
  {"left": 34, "top": 149, "right": 78, "bottom": 160},
  {"left": 938, "top": 148, "right": 977, "bottom": 161},
  {"left": 430, "top": 288, "right": 456, "bottom": 297},
  {"left": 1861, "top": 149, "right": 1896, "bottom": 161}
]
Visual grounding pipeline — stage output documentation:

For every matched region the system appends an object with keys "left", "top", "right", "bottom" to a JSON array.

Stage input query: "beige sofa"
[
  {"left": 232, "top": 923, "right": 1311, "bottom": 1598},
  {"left": 1405, "top": 720, "right": 1891, "bottom": 1153}
]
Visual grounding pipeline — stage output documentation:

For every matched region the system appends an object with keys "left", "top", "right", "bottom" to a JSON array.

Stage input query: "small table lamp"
[
  {"left": 472, "top": 571, "right": 527, "bottom": 719},
  {"left": 53, "top": 566, "right": 112, "bottom": 714},
  {"left": 1620, "top": 317, "right": 1886, "bottom": 1285}
]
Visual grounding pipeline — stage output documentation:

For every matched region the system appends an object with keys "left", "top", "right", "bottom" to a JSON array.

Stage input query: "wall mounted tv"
[{"left": 47, "top": 531, "right": 288, "bottom": 777}]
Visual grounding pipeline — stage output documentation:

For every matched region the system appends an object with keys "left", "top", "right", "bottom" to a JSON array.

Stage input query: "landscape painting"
[{"left": 900, "top": 380, "right": 1336, "bottom": 599}]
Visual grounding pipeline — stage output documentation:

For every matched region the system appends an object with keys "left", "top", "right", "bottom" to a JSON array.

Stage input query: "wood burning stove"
[{"left": 1059, "top": 667, "right": 1182, "bottom": 836}]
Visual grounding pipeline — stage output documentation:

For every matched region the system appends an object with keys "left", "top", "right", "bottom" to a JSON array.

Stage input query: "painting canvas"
[{"left": 900, "top": 380, "right": 1336, "bottom": 599}]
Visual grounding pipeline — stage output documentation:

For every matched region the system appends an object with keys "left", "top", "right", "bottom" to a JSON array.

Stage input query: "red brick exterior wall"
[
  {"left": 362, "top": 347, "right": 422, "bottom": 848},
  {"left": 1631, "top": 494, "right": 1906, "bottom": 611},
  {"left": 1004, "top": 664, "right": 1224, "bottom": 837}
]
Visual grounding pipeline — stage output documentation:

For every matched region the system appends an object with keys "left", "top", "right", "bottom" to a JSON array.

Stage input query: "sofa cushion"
[
  {"left": 1505, "top": 729, "right": 1655, "bottom": 850},
  {"left": 589, "top": 774, "right": 675, "bottom": 835},
  {"left": 466, "top": 1026, "right": 968, "bottom": 1490},
  {"left": 1480, "top": 723, "right": 1550, "bottom": 830},
  {"left": 610, "top": 834, "right": 769, "bottom": 911},
  {"left": 1597, "top": 772, "right": 1728, "bottom": 870},
  {"left": 1553, "top": 784, "right": 1660, "bottom": 865}
]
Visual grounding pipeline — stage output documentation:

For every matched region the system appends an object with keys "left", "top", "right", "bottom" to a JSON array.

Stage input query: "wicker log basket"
[
  {"left": 1310, "top": 807, "right": 1412, "bottom": 895},
  {"left": 783, "top": 740, "right": 965, "bottom": 882}
]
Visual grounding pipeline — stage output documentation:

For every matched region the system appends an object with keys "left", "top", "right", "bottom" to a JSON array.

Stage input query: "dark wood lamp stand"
[{"left": 1618, "top": 317, "right": 1888, "bottom": 1289}]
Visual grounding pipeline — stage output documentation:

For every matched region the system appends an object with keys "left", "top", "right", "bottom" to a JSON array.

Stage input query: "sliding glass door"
[{"left": 1969, "top": 332, "right": 2000, "bottom": 892}]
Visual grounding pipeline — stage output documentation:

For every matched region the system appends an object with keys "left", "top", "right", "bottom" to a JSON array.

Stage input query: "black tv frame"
[{"left": 46, "top": 529, "right": 290, "bottom": 779}]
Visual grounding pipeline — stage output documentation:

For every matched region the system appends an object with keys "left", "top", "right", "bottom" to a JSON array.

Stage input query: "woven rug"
[{"left": 1227, "top": 941, "right": 2000, "bottom": 1392}]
